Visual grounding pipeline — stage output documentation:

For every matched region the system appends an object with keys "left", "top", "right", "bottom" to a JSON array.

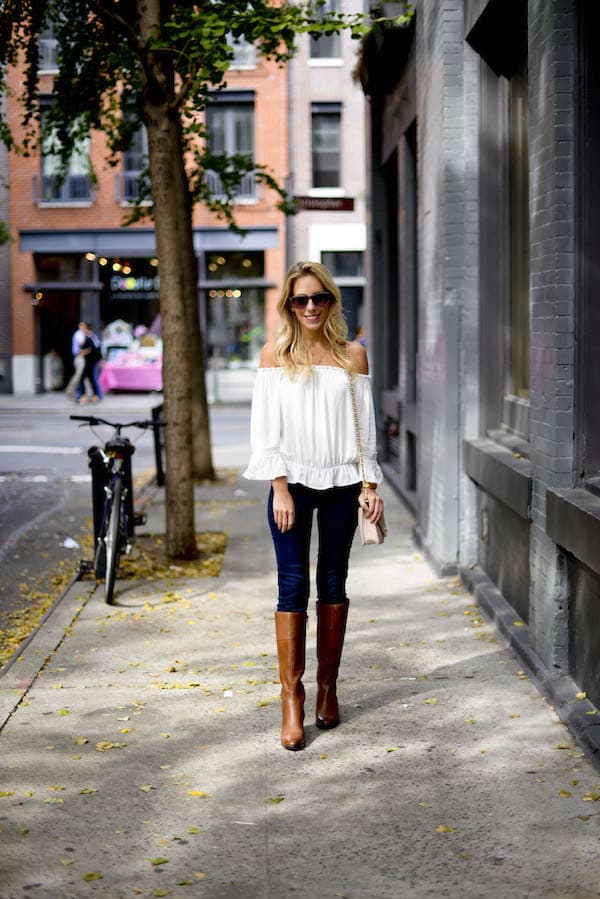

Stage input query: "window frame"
[
  {"left": 475, "top": 36, "right": 530, "bottom": 447},
  {"left": 39, "top": 23, "right": 58, "bottom": 73},
  {"left": 120, "top": 123, "right": 151, "bottom": 205},
  {"left": 37, "top": 99, "right": 92, "bottom": 206},
  {"left": 205, "top": 92, "right": 256, "bottom": 202},
  {"left": 227, "top": 33, "right": 256, "bottom": 70},
  {"left": 310, "top": 101, "right": 342, "bottom": 190},
  {"left": 310, "top": 0, "right": 342, "bottom": 61}
]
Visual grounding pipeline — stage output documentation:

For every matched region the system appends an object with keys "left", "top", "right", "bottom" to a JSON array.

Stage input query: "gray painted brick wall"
[
  {"left": 416, "top": 0, "right": 479, "bottom": 569},
  {"left": 459, "top": 38, "right": 481, "bottom": 564},
  {"left": 527, "top": 0, "right": 576, "bottom": 669}
]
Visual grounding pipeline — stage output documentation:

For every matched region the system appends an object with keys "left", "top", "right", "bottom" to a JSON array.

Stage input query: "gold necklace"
[{"left": 310, "top": 346, "right": 328, "bottom": 366}]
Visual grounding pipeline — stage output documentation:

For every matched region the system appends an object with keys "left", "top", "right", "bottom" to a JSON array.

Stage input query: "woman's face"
[{"left": 288, "top": 273, "right": 332, "bottom": 335}]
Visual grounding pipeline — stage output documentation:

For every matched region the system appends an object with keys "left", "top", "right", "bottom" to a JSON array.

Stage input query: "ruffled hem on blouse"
[{"left": 243, "top": 456, "right": 384, "bottom": 490}]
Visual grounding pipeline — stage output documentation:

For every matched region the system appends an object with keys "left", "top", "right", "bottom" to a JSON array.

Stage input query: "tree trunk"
[
  {"left": 138, "top": 0, "right": 197, "bottom": 559},
  {"left": 171, "top": 120, "right": 215, "bottom": 481}
]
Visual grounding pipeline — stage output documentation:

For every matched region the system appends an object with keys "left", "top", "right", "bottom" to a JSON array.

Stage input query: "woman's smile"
[{"left": 303, "top": 307, "right": 322, "bottom": 325}]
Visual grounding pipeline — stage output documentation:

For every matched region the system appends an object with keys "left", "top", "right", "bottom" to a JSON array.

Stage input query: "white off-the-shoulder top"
[{"left": 243, "top": 365, "right": 383, "bottom": 490}]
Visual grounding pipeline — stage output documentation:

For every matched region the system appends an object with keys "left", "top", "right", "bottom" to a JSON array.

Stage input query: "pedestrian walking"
[
  {"left": 77, "top": 323, "right": 103, "bottom": 404},
  {"left": 244, "top": 261, "right": 384, "bottom": 751},
  {"left": 64, "top": 322, "right": 86, "bottom": 399}
]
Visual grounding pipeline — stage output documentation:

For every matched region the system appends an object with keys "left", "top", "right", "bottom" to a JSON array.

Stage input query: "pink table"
[{"left": 99, "top": 361, "right": 163, "bottom": 393}]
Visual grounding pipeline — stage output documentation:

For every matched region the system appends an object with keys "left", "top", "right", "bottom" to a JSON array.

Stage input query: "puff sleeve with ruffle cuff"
[
  {"left": 355, "top": 374, "right": 384, "bottom": 486},
  {"left": 242, "top": 368, "right": 288, "bottom": 482}
]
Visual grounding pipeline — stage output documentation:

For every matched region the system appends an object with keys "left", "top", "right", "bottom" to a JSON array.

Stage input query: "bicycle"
[{"left": 70, "top": 414, "right": 162, "bottom": 604}]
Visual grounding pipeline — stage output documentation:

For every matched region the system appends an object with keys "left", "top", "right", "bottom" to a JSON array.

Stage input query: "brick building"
[
  {"left": 287, "top": 0, "right": 368, "bottom": 339},
  {"left": 361, "top": 0, "right": 600, "bottom": 721},
  {"left": 3, "top": 33, "right": 288, "bottom": 395}
]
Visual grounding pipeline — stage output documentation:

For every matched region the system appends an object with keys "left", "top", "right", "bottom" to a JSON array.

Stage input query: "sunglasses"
[{"left": 288, "top": 291, "right": 334, "bottom": 309}]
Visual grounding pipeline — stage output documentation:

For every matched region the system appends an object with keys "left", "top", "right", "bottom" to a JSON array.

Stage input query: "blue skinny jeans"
[{"left": 268, "top": 482, "right": 361, "bottom": 613}]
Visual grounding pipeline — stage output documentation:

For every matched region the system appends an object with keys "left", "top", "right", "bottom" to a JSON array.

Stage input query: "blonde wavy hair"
[{"left": 274, "top": 261, "right": 351, "bottom": 377}]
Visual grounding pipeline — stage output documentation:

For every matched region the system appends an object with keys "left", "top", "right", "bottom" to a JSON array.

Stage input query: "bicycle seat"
[{"left": 105, "top": 437, "right": 135, "bottom": 456}]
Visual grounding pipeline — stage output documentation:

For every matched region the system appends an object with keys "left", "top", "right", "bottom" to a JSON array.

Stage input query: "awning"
[{"left": 19, "top": 226, "right": 280, "bottom": 257}]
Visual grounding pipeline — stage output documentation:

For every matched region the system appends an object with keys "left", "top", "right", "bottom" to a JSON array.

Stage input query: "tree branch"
[
  {"left": 88, "top": 0, "right": 140, "bottom": 52},
  {"left": 171, "top": 70, "right": 195, "bottom": 109}
]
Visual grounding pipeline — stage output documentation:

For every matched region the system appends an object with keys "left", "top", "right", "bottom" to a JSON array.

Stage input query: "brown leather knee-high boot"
[
  {"left": 275, "top": 611, "right": 307, "bottom": 751},
  {"left": 315, "top": 600, "right": 349, "bottom": 729}
]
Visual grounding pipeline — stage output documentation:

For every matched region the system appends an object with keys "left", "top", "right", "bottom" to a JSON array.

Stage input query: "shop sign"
[
  {"left": 293, "top": 196, "right": 355, "bottom": 211},
  {"left": 110, "top": 274, "right": 160, "bottom": 301}
]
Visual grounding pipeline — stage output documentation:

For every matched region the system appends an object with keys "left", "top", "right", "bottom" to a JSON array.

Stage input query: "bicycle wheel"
[{"left": 104, "top": 477, "right": 123, "bottom": 605}]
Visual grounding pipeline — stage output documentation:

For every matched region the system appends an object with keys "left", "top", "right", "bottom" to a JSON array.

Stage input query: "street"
[{"left": 0, "top": 392, "right": 250, "bottom": 664}]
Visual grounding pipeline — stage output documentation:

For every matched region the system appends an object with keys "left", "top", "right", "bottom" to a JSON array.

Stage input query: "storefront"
[{"left": 18, "top": 226, "right": 279, "bottom": 392}]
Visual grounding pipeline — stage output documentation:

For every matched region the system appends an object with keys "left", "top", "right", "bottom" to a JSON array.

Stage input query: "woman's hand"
[
  {"left": 358, "top": 487, "right": 384, "bottom": 524},
  {"left": 272, "top": 479, "right": 295, "bottom": 532}
]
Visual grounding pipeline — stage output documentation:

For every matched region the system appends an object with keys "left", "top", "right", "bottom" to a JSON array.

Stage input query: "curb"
[
  {"left": 460, "top": 564, "right": 600, "bottom": 769},
  {"left": 0, "top": 577, "right": 96, "bottom": 731}
]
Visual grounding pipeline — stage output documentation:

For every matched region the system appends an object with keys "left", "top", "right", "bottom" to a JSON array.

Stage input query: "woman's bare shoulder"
[
  {"left": 259, "top": 343, "right": 279, "bottom": 368},
  {"left": 347, "top": 340, "right": 369, "bottom": 375}
]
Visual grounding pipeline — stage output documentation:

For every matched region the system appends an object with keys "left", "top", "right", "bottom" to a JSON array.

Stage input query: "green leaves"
[{"left": 0, "top": 0, "right": 413, "bottom": 235}]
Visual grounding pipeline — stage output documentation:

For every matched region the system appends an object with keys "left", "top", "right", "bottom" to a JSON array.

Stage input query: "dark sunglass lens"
[
  {"left": 290, "top": 295, "right": 309, "bottom": 308},
  {"left": 289, "top": 292, "right": 333, "bottom": 308}
]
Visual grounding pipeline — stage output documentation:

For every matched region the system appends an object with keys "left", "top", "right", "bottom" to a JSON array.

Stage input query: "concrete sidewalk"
[{"left": 1, "top": 475, "right": 599, "bottom": 898}]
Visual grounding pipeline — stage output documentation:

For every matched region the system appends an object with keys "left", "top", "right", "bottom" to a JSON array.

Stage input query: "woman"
[{"left": 244, "top": 261, "right": 384, "bottom": 751}]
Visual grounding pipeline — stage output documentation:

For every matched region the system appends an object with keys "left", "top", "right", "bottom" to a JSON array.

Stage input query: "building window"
[
  {"left": 206, "top": 94, "right": 255, "bottom": 200},
  {"left": 39, "top": 23, "right": 58, "bottom": 72},
  {"left": 321, "top": 250, "right": 364, "bottom": 339},
  {"left": 204, "top": 251, "right": 265, "bottom": 368},
  {"left": 311, "top": 102, "right": 341, "bottom": 188},
  {"left": 321, "top": 250, "right": 363, "bottom": 278},
  {"left": 120, "top": 125, "right": 149, "bottom": 203},
  {"left": 468, "top": 0, "right": 529, "bottom": 442},
  {"left": 310, "top": 0, "right": 341, "bottom": 60},
  {"left": 508, "top": 58, "right": 530, "bottom": 401},
  {"left": 37, "top": 104, "right": 91, "bottom": 204},
  {"left": 228, "top": 34, "right": 256, "bottom": 69}
]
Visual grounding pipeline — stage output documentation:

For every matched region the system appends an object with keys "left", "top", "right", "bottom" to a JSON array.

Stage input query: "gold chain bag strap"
[{"left": 347, "top": 369, "right": 387, "bottom": 545}]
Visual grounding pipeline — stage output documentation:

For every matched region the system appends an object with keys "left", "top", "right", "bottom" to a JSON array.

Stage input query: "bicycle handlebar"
[{"left": 69, "top": 414, "right": 166, "bottom": 429}]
